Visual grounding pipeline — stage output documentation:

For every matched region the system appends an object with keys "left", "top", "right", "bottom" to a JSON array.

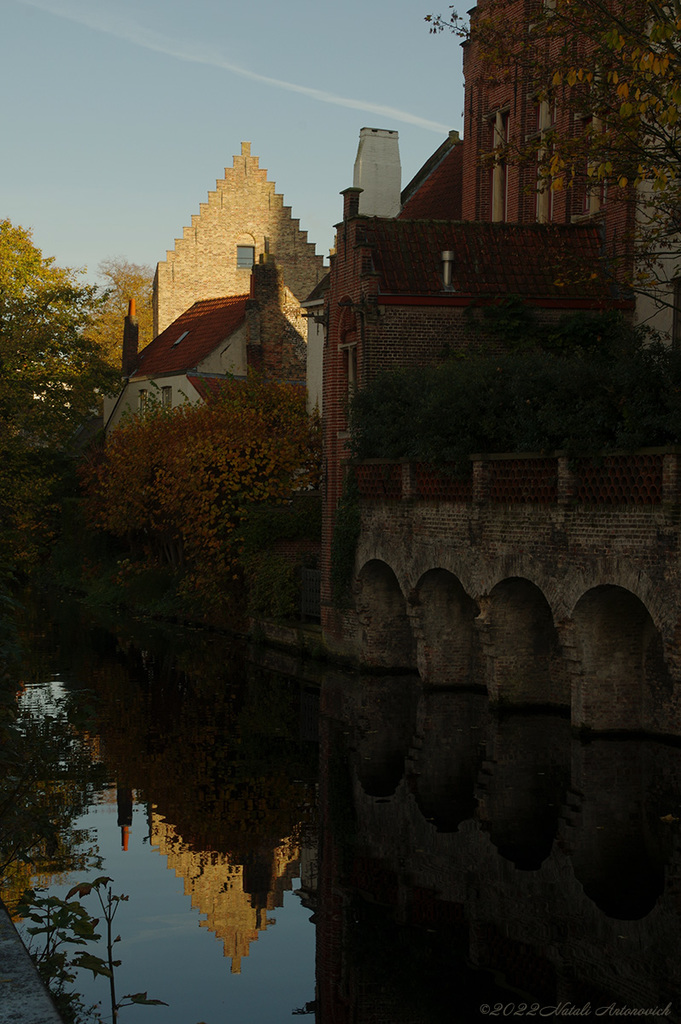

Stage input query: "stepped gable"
[
  {"left": 399, "top": 133, "right": 463, "bottom": 220},
  {"left": 132, "top": 295, "right": 248, "bottom": 379},
  {"left": 154, "top": 142, "right": 325, "bottom": 336},
  {"left": 365, "top": 220, "right": 622, "bottom": 301}
]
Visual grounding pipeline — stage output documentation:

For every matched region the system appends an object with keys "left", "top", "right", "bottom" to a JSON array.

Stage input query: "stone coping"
[{"left": 0, "top": 899, "right": 62, "bottom": 1024}]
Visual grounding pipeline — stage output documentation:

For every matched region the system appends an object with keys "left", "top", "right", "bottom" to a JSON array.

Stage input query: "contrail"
[{"left": 15, "top": 0, "right": 452, "bottom": 134}]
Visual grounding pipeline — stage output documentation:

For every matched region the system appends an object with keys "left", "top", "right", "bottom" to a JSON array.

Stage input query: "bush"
[{"left": 350, "top": 312, "right": 681, "bottom": 471}]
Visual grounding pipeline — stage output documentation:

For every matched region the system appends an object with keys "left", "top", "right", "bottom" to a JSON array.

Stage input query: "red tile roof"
[
  {"left": 186, "top": 374, "right": 241, "bottom": 401},
  {"left": 131, "top": 295, "right": 249, "bottom": 379},
  {"left": 399, "top": 140, "right": 463, "bottom": 220},
  {"left": 362, "top": 219, "right": 623, "bottom": 301}
]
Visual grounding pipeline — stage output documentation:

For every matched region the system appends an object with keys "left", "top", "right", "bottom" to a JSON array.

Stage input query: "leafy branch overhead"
[{"left": 427, "top": 0, "right": 681, "bottom": 281}]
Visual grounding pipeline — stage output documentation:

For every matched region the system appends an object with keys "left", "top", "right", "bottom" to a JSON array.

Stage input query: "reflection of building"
[
  {"left": 316, "top": 675, "right": 681, "bottom": 1022},
  {"left": 149, "top": 810, "right": 300, "bottom": 973}
]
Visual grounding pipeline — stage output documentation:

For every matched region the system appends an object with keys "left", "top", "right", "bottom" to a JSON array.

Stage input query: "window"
[
  {"left": 138, "top": 389, "right": 148, "bottom": 413},
  {"left": 161, "top": 386, "right": 172, "bottom": 408},
  {"left": 236, "top": 245, "right": 255, "bottom": 270},
  {"left": 490, "top": 110, "right": 509, "bottom": 222},
  {"left": 580, "top": 116, "right": 605, "bottom": 218},
  {"left": 535, "top": 99, "right": 556, "bottom": 223}
]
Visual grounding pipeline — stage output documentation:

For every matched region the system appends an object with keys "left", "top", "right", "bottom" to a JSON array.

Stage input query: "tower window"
[{"left": 236, "top": 245, "right": 255, "bottom": 269}]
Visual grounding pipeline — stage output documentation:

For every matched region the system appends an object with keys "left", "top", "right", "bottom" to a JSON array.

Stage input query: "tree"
[
  {"left": 79, "top": 375, "right": 321, "bottom": 616},
  {"left": 0, "top": 219, "right": 117, "bottom": 574},
  {"left": 87, "top": 258, "right": 154, "bottom": 369},
  {"left": 427, "top": 0, "right": 681, "bottom": 288}
]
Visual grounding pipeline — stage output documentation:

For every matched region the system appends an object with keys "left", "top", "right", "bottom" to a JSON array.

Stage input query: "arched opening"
[
  {"left": 572, "top": 586, "right": 669, "bottom": 733},
  {"left": 484, "top": 578, "right": 567, "bottom": 707},
  {"left": 355, "top": 560, "right": 416, "bottom": 671},
  {"left": 412, "top": 569, "right": 479, "bottom": 686}
]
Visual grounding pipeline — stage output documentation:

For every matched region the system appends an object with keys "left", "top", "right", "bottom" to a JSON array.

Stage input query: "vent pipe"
[{"left": 441, "top": 251, "right": 455, "bottom": 291}]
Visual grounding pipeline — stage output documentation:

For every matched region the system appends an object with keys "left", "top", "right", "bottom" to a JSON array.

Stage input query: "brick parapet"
[{"left": 353, "top": 449, "right": 675, "bottom": 507}]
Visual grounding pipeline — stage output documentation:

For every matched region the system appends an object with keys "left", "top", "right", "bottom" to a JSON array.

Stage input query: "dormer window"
[{"left": 237, "top": 245, "right": 255, "bottom": 270}]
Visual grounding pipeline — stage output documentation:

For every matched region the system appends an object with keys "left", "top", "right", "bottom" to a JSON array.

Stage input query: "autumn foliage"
[{"left": 79, "top": 376, "right": 321, "bottom": 615}]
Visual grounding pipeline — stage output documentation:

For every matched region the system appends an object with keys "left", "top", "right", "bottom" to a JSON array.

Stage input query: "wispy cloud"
[{"left": 16, "top": 0, "right": 451, "bottom": 134}]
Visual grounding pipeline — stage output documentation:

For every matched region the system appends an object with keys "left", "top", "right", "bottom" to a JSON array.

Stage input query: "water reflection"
[
  {"left": 318, "top": 673, "right": 681, "bottom": 1021},
  {"left": 6, "top": 595, "right": 681, "bottom": 1021}
]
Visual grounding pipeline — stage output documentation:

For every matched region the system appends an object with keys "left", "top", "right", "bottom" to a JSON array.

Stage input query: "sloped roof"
[
  {"left": 186, "top": 374, "right": 241, "bottom": 401},
  {"left": 399, "top": 140, "right": 463, "bottom": 220},
  {"left": 303, "top": 272, "right": 331, "bottom": 304},
  {"left": 363, "top": 219, "right": 623, "bottom": 301},
  {"left": 131, "top": 295, "right": 249, "bottom": 379}
]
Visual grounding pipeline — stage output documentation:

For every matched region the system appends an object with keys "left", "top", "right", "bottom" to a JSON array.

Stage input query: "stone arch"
[
  {"left": 355, "top": 560, "right": 416, "bottom": 670},
  {"left": 481, "top": 578, "right": 568, "bottom": 707},
  {"left": 411, "top": 569, "right": 479, "bottom": 686},
  {"left": 571, "top": 585, "right": 671, "bottom": 733}
]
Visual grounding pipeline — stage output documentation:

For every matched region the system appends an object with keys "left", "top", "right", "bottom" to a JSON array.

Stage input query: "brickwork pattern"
[
  {"left": 461, "top": 0, "right": 635, "bottom": 281},
  {"left": 333, "top": 451, "right": 681, "bottom": 735},
  {"left": 154, "top": 143, "right": 325, "bottom": 336}
]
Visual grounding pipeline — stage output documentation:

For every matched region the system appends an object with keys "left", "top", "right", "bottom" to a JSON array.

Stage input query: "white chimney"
[{"left": 353, "top": 128, "right": 401, "bottom": 218}]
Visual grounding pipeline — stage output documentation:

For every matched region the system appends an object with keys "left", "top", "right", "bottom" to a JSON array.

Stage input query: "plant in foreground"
[{"left": 17, "top": 876, "right": 167, "bottom": 1023}]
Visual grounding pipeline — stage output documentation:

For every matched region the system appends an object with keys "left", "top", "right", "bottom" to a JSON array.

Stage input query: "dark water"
[{"left": 6, "top": 593, "right": 681, "bottom": 1023}]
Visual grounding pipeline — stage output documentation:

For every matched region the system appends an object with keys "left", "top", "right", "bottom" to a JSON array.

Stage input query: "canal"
[{"left": 3, "top": 592, "right": 681, "bottom": 1022}]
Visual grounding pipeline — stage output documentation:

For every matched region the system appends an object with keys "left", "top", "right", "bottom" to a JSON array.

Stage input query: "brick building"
[
  {"left": 319, "top": 0, "right": 641, "bottom": 644},
  {"left": 153, "top": 142, "right": 325, "bottom": 337},
  {"left": 104, "top": 257, "right": 306, "bottom": 432}
]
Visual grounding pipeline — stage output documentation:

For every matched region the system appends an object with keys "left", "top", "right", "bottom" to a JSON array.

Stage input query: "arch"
[
  {"left": 482, "top": 578, "right": 568, "bottom": 707},
  {"left": 411, "top": 569, "right": 479, "bottom": 687},
  {"left": 571, "top": 585, "right": 671, "bottom": 733},
  {"left": 355, "top": 560, "right": 416, "bottom": 670}
]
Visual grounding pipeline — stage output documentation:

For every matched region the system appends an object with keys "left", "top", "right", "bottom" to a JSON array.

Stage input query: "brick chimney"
[
  {"left": 246, "top": 255, "right": 306, "bottom": 379},
  {"left": 121, "top": 298, "right": 139, "bottom": 377}
]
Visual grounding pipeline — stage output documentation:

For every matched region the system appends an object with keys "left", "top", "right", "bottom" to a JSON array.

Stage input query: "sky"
[{"left": 1, "top": 0, "right": 465, "bottom": 288}]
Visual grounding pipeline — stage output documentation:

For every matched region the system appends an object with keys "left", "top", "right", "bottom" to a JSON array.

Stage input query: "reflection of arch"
[
  {"left": 355, "top": 560, "right": 415, "bottom": 670},
  {"left": 572, "top": 586, "right": 669, "bottom": 732},
  {"left": 410, "top": 692, "right": 487, "bottom": 831},
  {"left": 412, "top": 570, "right": 479, "bottom": 686},
  {"left": 484, "top": 578, "right": 567, "bottom": 706},
  {"left": 568, "top": 740, "right": 665, "bottom": 919},
  {"left": 352, "top": 676, "right": 419, "bottom": 798},
  {"left": 477, "top": 714, "right": 570, "bottom": 870}
]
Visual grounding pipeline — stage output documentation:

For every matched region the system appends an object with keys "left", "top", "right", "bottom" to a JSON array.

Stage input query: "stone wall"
[{"left": 324, "top": 451, "right": 681, "bottom": 737}]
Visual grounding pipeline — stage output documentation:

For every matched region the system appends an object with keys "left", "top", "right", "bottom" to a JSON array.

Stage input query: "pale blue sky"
[{"left": 1, "top": 0, "right": 464, "bottom": 286}]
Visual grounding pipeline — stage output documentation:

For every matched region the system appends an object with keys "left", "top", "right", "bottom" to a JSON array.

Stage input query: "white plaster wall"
[
  {"left": 103, "top": 374, "right": 203, "bottom": 433},
  {"left": 197, "top": 323, "right": 248, "bottom": 376}
]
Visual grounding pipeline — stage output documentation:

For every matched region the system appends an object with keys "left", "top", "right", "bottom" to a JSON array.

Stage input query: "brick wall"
[
  {"left": 460, "top": 0, "right": 636, "bottom": 278},
  {"left": 154, "top": 142, "right": 325, "bottom": 336}
]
